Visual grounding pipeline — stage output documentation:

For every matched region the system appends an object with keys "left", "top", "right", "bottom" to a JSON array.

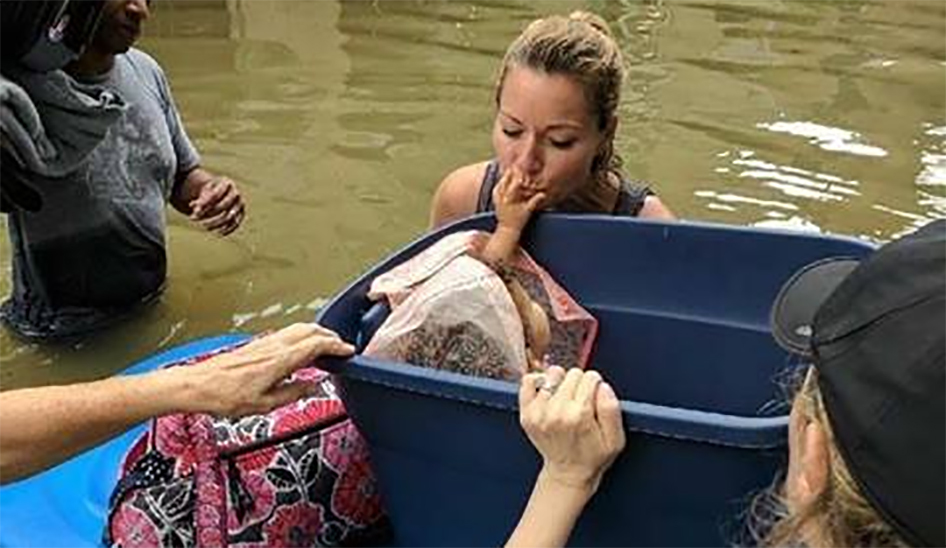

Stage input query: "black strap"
[{"left": 475, "top": 160, "right": 501, "bottom": 213}]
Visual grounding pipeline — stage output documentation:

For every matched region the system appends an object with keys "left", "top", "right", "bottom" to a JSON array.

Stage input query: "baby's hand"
[{"left": 493, "top": 167, "right": 545, "bottom": 235}]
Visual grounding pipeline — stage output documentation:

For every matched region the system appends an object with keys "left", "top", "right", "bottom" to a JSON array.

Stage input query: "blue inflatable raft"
[
  {"left": 0, "top": 335, "right": 250, "bottom": 548},
  {"left": 0, "top": 215, "right": 875, "bottom": 547}
]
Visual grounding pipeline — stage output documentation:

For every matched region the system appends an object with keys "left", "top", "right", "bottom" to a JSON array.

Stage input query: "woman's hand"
[
  {"left": 519, "top": 366, "right": 626, "bottom": 493},
  {"left": 493, "top": 166, "right": 546, "bottom": 235}
]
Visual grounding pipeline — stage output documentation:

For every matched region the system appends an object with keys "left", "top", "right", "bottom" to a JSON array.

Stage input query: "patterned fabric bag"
[
  {"left": 105, "top": 347, "right": 389, "bottom": 548},
  {"left": 365, "top": 230, "right": 598, "bottom": 380}
]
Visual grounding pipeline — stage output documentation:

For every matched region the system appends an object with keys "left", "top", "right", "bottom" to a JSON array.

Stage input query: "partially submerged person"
[
  {"left": 508, "top": 219, "right": 945, "bottom": 547},
  {"left": 430, "top": 11, "right": 675, "bottom": 229},
  {"left": 1, "top": 0, "right": 246, "bottom": 341}
]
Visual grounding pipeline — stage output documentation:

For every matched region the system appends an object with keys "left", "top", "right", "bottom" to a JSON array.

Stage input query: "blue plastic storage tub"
[{"left": 317, "top": 214, "right": 875, "bottom": 547}]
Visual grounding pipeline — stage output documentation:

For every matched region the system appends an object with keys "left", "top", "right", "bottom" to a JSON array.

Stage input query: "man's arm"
[
  {"left": 171, "top": 166, "right": 245, "bottom": 236},
  {"left": 0, "top": 368, "right": 191, "bottom": 483},
  {"left": 0, "top": 323, "right": 353, "bottom": 484}
]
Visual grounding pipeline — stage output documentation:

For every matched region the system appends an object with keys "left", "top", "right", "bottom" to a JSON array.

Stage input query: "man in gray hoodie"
[{"left": 2, "top": 0, "right": 246, "bottom": 341}]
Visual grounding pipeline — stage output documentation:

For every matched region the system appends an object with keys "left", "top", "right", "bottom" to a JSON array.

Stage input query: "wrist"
[
  {"left": 536, "top": 466, "right": 599, "bottom": 503},
  {"left": 494, "top": 223, "right": 523, "bottom": 240},
  {"left": 152, "top": 365, "right": 206, "bottom": 415}
]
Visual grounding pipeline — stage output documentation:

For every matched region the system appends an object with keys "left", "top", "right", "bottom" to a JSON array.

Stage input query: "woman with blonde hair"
[
  {"left": 430, "top": 11, "right": 675, "bottom": 229},
  {"left": 508, "top": 219, "right": 945, "bottom": 547}
]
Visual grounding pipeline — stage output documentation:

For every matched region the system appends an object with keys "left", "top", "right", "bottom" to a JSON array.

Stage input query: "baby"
[
  {"left": 365, "top": 166, "right": 594, "bottom": 380},
  {"left": 473, "top": 165, "right": 552, "bottom": 374}
]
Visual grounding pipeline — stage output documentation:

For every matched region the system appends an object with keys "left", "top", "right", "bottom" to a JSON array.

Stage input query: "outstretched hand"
[
  {"left": 176, "top": 323, "right": 354, "bottom": 418},
  {"left": 519, "top": 366, "right": 626, "bottom": 493},
  {"left": 493, "top": 167, "right": 545, "bottom": 235}
]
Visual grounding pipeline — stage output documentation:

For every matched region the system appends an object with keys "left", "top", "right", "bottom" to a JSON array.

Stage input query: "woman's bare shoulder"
[{"left": 429, "top": 161, "right": 491, "bottom": 228}]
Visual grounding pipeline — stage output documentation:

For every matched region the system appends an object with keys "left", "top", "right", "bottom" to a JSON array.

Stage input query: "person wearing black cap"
[
  {"left": 508, "top": 219, "right": 945, "bottom": 547},
  {"left": 762, "top": 218, "right": 945, "bottom": 547},
  {"left": 1, "top": 0, "right": 247, "bottom": 341}
]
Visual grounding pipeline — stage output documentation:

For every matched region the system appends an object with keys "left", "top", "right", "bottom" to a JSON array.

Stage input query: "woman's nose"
[{"left": 514, "top": 137, "right": 543, "bottom": 176}]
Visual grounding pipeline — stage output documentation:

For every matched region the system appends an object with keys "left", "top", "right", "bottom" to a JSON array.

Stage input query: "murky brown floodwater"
[{"left": 1, "top": 0, "right": 943, "bottom": 389}]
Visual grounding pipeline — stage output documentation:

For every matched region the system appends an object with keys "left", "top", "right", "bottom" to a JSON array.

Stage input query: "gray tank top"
[{"left": 475, "top": 160, "right": 653, "bottom": 216}]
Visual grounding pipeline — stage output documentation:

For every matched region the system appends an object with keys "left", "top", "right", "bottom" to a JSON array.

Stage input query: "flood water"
[{"left": 1, "top": 0, "right": 943, "bottom": 389}]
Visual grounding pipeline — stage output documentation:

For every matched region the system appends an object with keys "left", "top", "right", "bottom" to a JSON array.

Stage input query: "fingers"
[
  {"left": 190, "top": 177, "right": 246, "bottom": 236},
  {"left": 494, "top": 167, "right": 538, "bottom": 205},
  {"left": 596, "top": 382, "right": 626, "bottom": 454},
  {"left": 539, "top": 365, "right": 567, "bottom": 400},
  {"left": 211, "top": 187, "right": 241, "bottom": 213},
  {"left": 217, "top": 205, "right": 245, "bottom": 236},
  {"left": 276, "top": 333, "right": 355, "bottom": 378},
  {"left": 199, "top": 200, "right": 244, "bottom": 232},
  {"left": 519, "top": 372, "right": 544, "bottom": 409},
  {"left": 250, "top": 322, "right": 340, "bottom": 349},
  {"left": 493, "top": 169, "right": 514, "bottom": 204},
  {"left": 190, "top": 177, "right": 233, "bottom": 218},
  {"left": 574, "top": 370, "right": 603, "bottom": 408},
  {"left": 553, "top": 366, "right": 584, "bottom": 402},
  {"left": 526, "top": 191, "right": 546, "bottom": 212}
]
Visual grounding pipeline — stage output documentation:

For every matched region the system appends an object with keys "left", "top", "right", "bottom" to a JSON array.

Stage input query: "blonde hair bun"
[{"left": 568, "top": 10, "right": 614, "bottom": 38}]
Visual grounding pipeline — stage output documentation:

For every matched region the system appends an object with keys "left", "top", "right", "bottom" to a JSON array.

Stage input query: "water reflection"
[{"left": 757, "top": 120, "right": 887, "bottom": 157}]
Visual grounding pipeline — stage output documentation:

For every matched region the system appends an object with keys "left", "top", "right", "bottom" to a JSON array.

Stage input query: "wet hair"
[
  {"left": 495, "top": 11, "right": 625, "bottom": 178},
  {"left": 747, "top": 368, "right": 908, "bottom": 547}
]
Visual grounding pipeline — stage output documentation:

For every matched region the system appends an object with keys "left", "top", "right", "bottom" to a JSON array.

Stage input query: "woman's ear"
[
  {"left": 796, "top": 420, "right": 830, "bottom": 505},
  {"left": 786, "top": 404, "right": 829, "bottom": 512}
]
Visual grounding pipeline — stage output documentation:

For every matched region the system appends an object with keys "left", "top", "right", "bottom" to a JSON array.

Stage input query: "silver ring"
[{"left": 537, "top": 376, "right": 559, "bottom": 395}]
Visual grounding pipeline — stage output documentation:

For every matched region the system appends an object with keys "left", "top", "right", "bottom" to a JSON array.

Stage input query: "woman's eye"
[
  {"left": 502, "top": 128, "right": 523, "bottom": 138},
  {"left": 550, "top": 138, "right": 576, "bottom": 150}
]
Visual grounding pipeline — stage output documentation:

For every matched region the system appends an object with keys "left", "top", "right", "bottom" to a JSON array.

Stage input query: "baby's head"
[{"left": 504, "top": 276, "right": 551, "bottom": 374}]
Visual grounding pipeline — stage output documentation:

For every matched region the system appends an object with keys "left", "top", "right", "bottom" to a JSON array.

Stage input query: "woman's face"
[{"left": 492, "top": 66, "right": 606, "bottom": 208}]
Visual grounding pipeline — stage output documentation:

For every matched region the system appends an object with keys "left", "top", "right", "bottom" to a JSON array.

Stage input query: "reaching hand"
[
  {"left": 493, "top": 167, "right": 546, "bottom": 235},
  {"left": 519, "top": 366, "right": 626, "bottom": 493},
  {"left": 190, "top": 175, "right": 245, "bottom": 236},
  {"left": 176, "top": 323, "right": 354, "bottom": 418}
]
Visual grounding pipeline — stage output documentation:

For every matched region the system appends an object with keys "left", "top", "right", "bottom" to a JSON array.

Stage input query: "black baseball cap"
[
  {"left": 771, "top": 219, "right": 945, "bottom": 547},
  {"left": 1, "top": 0, "right": 105, "bottom": 72}
]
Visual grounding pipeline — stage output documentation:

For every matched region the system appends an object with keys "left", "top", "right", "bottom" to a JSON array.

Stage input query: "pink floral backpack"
[{"left": 105, "top": 346, "right": 389, "bottom": 548}]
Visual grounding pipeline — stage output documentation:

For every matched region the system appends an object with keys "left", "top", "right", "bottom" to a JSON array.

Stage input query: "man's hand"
[
  {"left": 0, "top": 322, "right": 354, "bottom": 484},
  {"left": 173, "top": 323, "right": 355, "bottom": 418},
  {"left": 190, "top": 175, "right": 245, "bottom": 236}
]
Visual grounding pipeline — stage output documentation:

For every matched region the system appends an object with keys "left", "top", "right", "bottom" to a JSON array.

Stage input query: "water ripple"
[
  {"left": 757, "top": 120, "right": 888, "bottom": 157},
  {"left": 733, "top": 157, "right": 861, "bottom": 202}
]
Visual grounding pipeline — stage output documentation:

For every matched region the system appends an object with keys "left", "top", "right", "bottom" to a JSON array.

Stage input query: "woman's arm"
[
  {"left": 506, "top": 470, "right": 597, "bottom": 548},
  {"left": 507, "top": 367, "right": 626, "bottom": 548},
  {"left": 429, "top": 162, "right": 489, "bottom": 229},
  {"left": 639, "top": 195, "right": 676, "bottom": 220},
  {"left": 0, "top": 323, "right": 353, "bottom": 484}
]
